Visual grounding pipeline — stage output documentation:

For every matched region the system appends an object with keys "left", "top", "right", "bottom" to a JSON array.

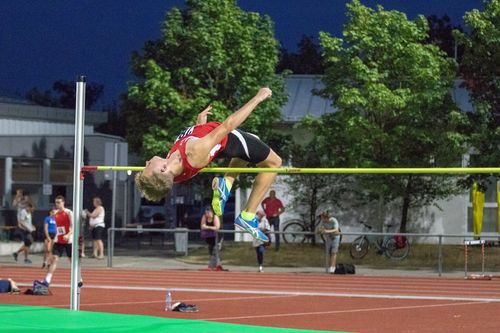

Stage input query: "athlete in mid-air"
[{"left": 135, "top": 87, "right": 280, "bottom": 242}]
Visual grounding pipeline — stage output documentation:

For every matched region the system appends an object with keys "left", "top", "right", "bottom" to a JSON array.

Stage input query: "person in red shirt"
[
  {"left": 261, "top": 190, "right": 285, "bottom": 251},
  {"left": 42, "top": 195, "right": 73, "bottom": 286},
  {"left": 136, "top": 88, "right": 280, "bottom": 242}
]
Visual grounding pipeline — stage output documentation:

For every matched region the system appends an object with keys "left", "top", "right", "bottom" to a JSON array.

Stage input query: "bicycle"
[
  {"left": 349, "top": 221, "right": 410, "bottom": 260},
  {"left": 282, "top": 215, "right": 326, "bottom": 244}
]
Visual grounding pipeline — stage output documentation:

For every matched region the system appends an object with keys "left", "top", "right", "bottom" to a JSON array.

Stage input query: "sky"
[{"left": 0, "top": 0, "right": 484, "bottom": 109}]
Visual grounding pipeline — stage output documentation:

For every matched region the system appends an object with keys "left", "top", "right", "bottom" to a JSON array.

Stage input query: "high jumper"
[{"left": 135, "top": 87, "right": 280, "bottom": 242}]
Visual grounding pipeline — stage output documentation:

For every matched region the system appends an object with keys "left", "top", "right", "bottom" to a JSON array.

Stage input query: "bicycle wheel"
[
  {"left": 384, "top": 237, "right": 411, "bottom": 260},
  {"left": 283, "top": 221, "right": 306, "bottom": 243},
  {"left": 349, "top": 236, "right": 369, "bottom": 259}
]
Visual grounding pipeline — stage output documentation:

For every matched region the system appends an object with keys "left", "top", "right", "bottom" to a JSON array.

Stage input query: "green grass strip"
[{"left": 0, "top": 305, "right": 344, "bottom": 333}]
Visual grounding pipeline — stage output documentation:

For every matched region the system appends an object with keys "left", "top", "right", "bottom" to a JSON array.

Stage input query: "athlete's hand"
[
  {"left": 256, "top": 87, "right": 272, "bottom": 102},
  {"left": 196, "top": 105, "right": 213, "bottom": 125}
]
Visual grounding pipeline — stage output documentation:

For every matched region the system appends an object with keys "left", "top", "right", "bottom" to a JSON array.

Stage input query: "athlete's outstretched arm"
[{"left": 197, "top": 88, "right": 272, "bottom": 149}]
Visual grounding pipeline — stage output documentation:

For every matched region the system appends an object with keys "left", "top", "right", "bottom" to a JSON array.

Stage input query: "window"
[
  {"left": 50, "top": 160, "right": 73, "bottom": 183},
  {"left": 12, "top": 159, "right": 42, "bottom": 182}
]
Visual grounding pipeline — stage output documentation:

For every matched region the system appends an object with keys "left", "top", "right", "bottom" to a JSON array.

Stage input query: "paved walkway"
[{"left": 0, "top": 252, "right": 467, "bottom": 278}]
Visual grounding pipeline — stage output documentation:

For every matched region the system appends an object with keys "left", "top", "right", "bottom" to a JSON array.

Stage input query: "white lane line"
[
  {"left": 44, "top": 294, "right": 297, "bottom": 308},
  {"left": 37, "top": 283, "right": 500, "bottom": 303},
  {"left": 201, "top": 301, "right": 491, "bottom": 322},
  {"left": 52, "top": 280, "right": 500, "bottom": 296}
]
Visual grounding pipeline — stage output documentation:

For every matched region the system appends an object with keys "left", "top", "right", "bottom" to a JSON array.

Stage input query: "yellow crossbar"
[{"left": 82, "top": 166, "right": 500, "bottom": 174}]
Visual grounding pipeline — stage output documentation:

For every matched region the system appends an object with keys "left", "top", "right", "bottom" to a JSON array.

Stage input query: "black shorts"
[
  {"left": 48, "top": 232, "right": 56, "bottom": 240},
  {"left": 219, "top": 129, "right": 271, "bottom": 164},
  {"left": 92, "top": 226, "right": 105, "bottom": 240},
  {"left": 22, "top": 231, "right": 33, "bottom": 247},
  {"left": 53, "top": 243, "right": 72, "bottom": 258}
]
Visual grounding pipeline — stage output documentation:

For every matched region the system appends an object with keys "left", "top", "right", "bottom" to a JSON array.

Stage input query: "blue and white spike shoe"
[
  {"left": 235, "top": 214, "right": 269, "bottom": 242},
  {"left": 212, "top": 177, "right": 231, "bottom": 216}
]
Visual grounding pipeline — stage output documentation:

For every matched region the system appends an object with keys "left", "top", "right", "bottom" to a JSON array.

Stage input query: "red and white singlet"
[
  {"left": 54, "top": 209, "right": 72, "bottom": 244},
  {"left": 168, "top": 122, "right": 228, "bottom": 183}
]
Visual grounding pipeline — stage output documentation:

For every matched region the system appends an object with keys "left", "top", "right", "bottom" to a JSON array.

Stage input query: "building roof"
[
  {"left": 281, "top": 75, "right": 475, "bottom": 122},
  {"left": 281, "top": 75, "right": 337, "bottom": 122},
  {"left": 0, "top": 102, "right": 107, "bottom": 124}
]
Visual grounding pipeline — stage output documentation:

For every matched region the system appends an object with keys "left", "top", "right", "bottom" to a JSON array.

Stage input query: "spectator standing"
[
  {"left": 319, "top": 211, "right": 341, "bottom": 274},
  {"left": 253, "top": 211, "right": 271, "bottom": 272},
  {"left": 83, "top": 197, "right": 105, "bottom": 259},
  {"left": 12, "top": 188, "right": 32, "bottom": 211},
  {"left": 261, "top": 190, "right": 284, "bottom": 251},
  {"left": 42, "top": 209, "right": 57, "bottom": 268},
  {"left": 42, "top": 195, "right": 73, "bottom": 286},
  {"left": 13, "top": 202, "right": 35, "bottom": 264},
  {"left": 200, "top": 207, "right": 222, "bottom": 271}
]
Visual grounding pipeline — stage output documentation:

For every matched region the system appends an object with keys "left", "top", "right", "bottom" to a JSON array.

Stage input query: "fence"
[{"left": 105, "top": 227, "right": 500, "bottom": 277}]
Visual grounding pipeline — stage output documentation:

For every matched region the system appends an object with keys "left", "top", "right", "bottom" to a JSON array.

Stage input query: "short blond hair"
[{"left": 135, "top": 171, "right": 174, "bottom": 202}]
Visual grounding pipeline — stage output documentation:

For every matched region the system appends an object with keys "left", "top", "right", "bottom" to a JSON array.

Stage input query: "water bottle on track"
[{"left": 165, "top": 289, "right": 172, "bottom": 311}]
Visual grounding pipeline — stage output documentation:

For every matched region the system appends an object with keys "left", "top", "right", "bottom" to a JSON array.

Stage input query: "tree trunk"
[{"left": 399, "top": 176, "right": 413, "bottom": 233}]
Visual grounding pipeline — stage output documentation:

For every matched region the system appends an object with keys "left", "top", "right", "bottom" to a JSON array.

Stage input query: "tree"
[
  {"left": 123, "top": 0, "right": 287, "bottom": 159},
  {"left": 425, "top": 15, "right": 464, "bottom": 60},
  {"left": 455, "top": 0, "right": 500, "bottom": 189},
  {"left": 284, "top": 132, "right": 349, "bottom": 243},
  {"left": 26, "top": 80, "right": 104, "bottom": 110},
  {"left": 317, "top": 0, "right": 469, "bottom": 232},
  {"left": 95, "top": 103, "right": 127, "bottom": 137},
  {"left": 277, "top": 35, "right": 325, "bottom": 74}
]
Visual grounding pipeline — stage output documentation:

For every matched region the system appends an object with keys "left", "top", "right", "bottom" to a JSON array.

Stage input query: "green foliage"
[
  {"left": 123, "top": 0, "right": 287, "bottom": 159},
  {"left": 283, "top": 118, "right": 352, "bottom": 236},
  {"left": 277, "top": 35, "right": 325, "bottom": 74},
  {"left": 455, "top": 0, "right": 500, "bottom": 188},
  {"left": 425, "top": 15, "right": 464, "bottom": 60},
  {"left": 317, "top": 0, "right": 469, "bottom": 232}
]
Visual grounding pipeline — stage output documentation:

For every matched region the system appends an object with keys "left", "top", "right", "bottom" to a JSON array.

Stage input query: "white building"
[{"left": 0, "top": 95, "right": 129, "bottom": 237}]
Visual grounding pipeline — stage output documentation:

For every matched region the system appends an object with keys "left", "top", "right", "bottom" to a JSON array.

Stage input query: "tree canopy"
[
  {"left": 123, "top": 0, "right": 287, "bottom": 159},
  {"left": 277, "top": 35, "right": 325, "bottom": 74},
  {"left": 456, "top": 0, "right": 500, "bottom": 189},
  {"left": 313, "top": 0, "right": 469, "bottom": 232},
  {"left": 26, "top": 80, "right": 104, "bottom": 110}
]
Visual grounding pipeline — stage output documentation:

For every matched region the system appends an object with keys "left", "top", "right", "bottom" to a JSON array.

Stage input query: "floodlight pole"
[{"left": 70, "top": 76, "right": 86, "bottom": 310}]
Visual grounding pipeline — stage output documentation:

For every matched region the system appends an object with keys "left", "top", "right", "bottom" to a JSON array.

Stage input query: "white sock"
[
  {"left": 329, "top": 266, "right": 335, "bottom": 273},
  {"left": 45, "top": 273, "right": 53, "bottom": 283}
]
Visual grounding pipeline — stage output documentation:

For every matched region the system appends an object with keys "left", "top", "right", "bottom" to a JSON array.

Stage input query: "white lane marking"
[
  {"left": 34, "top": 283, "right": 500, "bottom": 303},
  {"left": 43, "top": 294, "right": 297, "bottom": 308},
  {"left": 201, "top": 301, "right": 490, "bottom": 321}
]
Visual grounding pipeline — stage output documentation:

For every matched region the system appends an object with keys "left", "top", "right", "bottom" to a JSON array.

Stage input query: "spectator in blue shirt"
[{"left": 42, "top": 209, "right": 57, "bottom": 268}]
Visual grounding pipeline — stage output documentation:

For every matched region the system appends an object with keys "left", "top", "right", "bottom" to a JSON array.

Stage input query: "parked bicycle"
[
  {"left": 349, "top": 221, "right": 410, "bottom": 260},
  {"left": 282, "top": 215, "right": 326, "bottom": 244}
]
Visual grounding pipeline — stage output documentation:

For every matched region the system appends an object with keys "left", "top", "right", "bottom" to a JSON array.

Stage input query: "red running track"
[{"left": 1, "top": 265, "right": 500, "bottom": 332}]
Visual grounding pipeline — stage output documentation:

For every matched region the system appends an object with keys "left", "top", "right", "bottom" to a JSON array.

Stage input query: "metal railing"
[{"left": 106, "top": 227, "right": 499, "bottom": 276}]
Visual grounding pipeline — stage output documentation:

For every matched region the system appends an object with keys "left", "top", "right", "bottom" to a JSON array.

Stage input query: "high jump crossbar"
[{"left": 82, "top": 166, "right": 500, "bottom": 174}]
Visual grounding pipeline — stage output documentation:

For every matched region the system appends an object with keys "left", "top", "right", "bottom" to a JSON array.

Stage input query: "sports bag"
[
  {"left": 334, "top": 263, "right": 356, "bottom": 274},
  {"left": 25, "top": 280, "right": 50, "bottom": 296}
]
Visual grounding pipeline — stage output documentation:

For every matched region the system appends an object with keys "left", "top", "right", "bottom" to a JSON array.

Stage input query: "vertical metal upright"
[
  {"left": 110, "top": 143, "right": 118, "bottom": 262},
  {"left": 70, "top": 76, "right": 86, "bottom": 310}
]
